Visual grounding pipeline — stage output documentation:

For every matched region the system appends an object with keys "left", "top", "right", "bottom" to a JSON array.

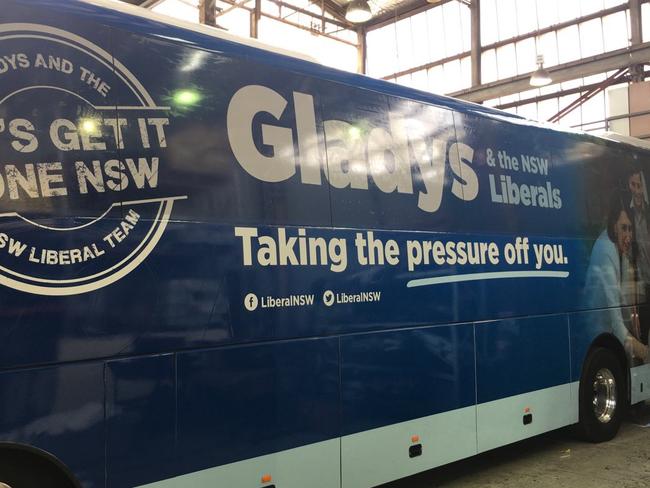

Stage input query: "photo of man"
[{"left": 628, "top": 167, "right": 650, "bottom": 302}]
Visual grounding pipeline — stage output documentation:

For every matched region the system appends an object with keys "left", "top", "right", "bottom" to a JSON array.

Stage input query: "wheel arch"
[
  {"left": 584, "top": 333, "right": 629, "bottom": 403},
  {"left": 0, "top": 442, "right": 80, "bottom": 488}
]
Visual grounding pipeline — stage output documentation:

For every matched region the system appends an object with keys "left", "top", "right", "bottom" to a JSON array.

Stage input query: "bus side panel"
[
  {"left": 0, "top": 2, "right": 130, "bottom": 371},
  {"left": 340, "top": 324, "right": 476, "bottom": 488},
  {"left": 108, "top": 26, "right": 333, "bottom": 228},
  {"left": 320, "top": 88, "right": 462, "bottom": 234},
  {"left": 475, "top": 315, "right": 574, "bottom": 453},
  {"left": 0, "top": 0, "right": 122, "bottom": 225},
  {"left": 0, "top": 221, "right": 229, "bottom": 368},
  {"left": 85, "top": 220, "right": 232, "bottom": 352},
  {"left": 450, "top": 111, "right": 581, "bottom": 238},
  {"left": 173, "top": 338, "right": 340, "bottom": 488},
  {"left": 106, "top": 354, "right": 176, "bottom": 488},
  {"left": 0, "top": 363, "right": 104, "bottom": 488}
]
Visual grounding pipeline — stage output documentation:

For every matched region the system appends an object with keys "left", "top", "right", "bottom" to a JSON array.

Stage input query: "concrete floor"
[{"left": 381, "top": 405, "right": 650, "bottom": 488}]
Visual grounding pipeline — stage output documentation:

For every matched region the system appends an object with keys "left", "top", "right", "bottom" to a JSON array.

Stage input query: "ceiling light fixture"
[
  {"left": 345, "top": 0, "right": 372, "bottom": 23},
  {"left": 530, "top": 54, "right": 552, "bottom": 87}
]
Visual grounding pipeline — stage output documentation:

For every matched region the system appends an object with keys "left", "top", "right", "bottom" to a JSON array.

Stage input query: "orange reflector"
[
  {"left": 411, "top": 435, "right": 420, "bottom": 443},
  {"left": 524, "top": 407, "right": 531, "bottom": 413},
  {"left": 261, "top": 474, "right": 272, "bottom": 483}
]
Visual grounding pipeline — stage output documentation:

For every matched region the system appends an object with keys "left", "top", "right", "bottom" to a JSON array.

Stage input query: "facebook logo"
[{"left": 244, "top": 293, "right": 258, "bottom": 311}]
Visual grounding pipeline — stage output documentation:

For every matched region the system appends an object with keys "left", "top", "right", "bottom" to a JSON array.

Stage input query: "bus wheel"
[
  {"left": 0, "top": 446, "right": 76, "bottom": 488},
  {"left": 577, "top": 347, "right": 625, "bottom": 442}
]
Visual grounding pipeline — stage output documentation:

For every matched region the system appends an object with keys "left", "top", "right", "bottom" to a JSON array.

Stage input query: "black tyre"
[
  {"left": 576, "top": 347, "right": 625, "bottom": 442},
  {"left": 0, "top": 448, "right": 75, "bottom": 488}
]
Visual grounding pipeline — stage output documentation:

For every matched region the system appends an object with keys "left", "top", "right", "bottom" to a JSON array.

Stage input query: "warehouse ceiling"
[{"left": 117, "top": 0, "right": 458, "bottom": 27}]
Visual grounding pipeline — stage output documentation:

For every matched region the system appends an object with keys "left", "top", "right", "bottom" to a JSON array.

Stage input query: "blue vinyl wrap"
[
  {"left": 475, "top": 315, "right": 571, "bottom": 404},
  {"left": 340, "top": 324, "right": 476, "bottom": 435},
  {"left": 0, "top": 1, "right": 647, "bottom": 487},
  {"left": 175, "top": 338, "right": 340, "bottom": 475},
  {"left": 106, "top": 355, "right": 176, "bottom": 488},
  {"left": 0, "top": 362, "right": 104, "bottom": 488}
]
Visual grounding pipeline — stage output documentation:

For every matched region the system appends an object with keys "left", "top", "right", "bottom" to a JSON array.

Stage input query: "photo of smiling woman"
[{"left": 584, "top": 192, "right": 649, "bottom": 364}]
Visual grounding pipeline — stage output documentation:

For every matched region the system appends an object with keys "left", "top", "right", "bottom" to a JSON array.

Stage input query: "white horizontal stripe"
[
  {"left": 342, "top": 405, "right": 476, "bottom": 488},
  {"left": 135, "top": 438, "right": 340, "bottom": 488},
  {"left": 477, "top": 382, "right": 578, "bottom": 453},
  {"left": 135, "top": 383, "right": 580, "bottom": 488},
  {"left": 95, "top": 105, "right": 171, "bottom": 110},
  {"left": 407, "top": 270, "right": 570, "bottom": 288}
]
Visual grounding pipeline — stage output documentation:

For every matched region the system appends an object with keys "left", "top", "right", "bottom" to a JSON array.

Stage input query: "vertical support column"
[
  {"left": 470, "top": 0, "right": 481, "bottom": 87},
  {"left": 357, "top": 27, "right": 367, "bottom": 75},
  {"left": 250, "top": 0, "right": 261, "bottom": 38},
  {"left": 630, "top": 0, "right": 644, "bottom": 82},
  {"left": 611, "top": 0, "right": 644, "bottom": 137},
  {"left": 631, "top": 0, "right": 642, "bottom": 45},
  {"left": 199, "top": 0, "right": 217, "bottom": 26}
]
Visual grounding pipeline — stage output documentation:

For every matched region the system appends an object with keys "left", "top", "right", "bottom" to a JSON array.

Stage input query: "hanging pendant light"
[
  {"left": 530, "top": 54, "right": 552, "bottom": 87},
  {"left": 346, "top": 0, "right": 372, "bottom": 23}
]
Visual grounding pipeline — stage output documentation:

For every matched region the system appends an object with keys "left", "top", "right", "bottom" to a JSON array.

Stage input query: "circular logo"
[
  {"left": 244, "top": 293, "right": 259, "bottom": 311},
  {"left": 323, "top": 289, "right": 335, "bottom": 307},
  {"left": 0, "top": 24, "right": 183, "bottom": 295}
]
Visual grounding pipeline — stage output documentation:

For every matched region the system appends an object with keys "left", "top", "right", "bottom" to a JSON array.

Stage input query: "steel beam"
[
  {"left": 269, "top": 0, "right": 351, "bottom": 30},
  {"left": 548, "top": 68, "right": 628, "bottom": 123},
  {"left": 319, "top": 0, "right": 349, "bottom": 25},
  {"left": 470, "top": 0, "right": 480, "bottom": 87},
  {"left": 480, "top": 4, "right": 627, "bottom": 53},
  {"left": 214, "top": 0, "right": 252, "bottom": 20},
  {"left": 217, "top": 0, "right": 354, "bottom": 32},
  {"left": 199, "top": 0, "right": 217, "bottom": 26},
  {"left": 248, "top": 9, "right": 357, "bottom": 46},
  {"left": 631, "top": 0, "right": 643, "bottom": 46},
  {"left": 380, "top": 3, "right": 628, "bottom": 83},
  {"left": 137, "top": 0, "right": 166, "bottom": 8},
  {"left": 367, "top": 0, "right": 458, "bottom": 30},
  {"left": 128, "top": 0, "right": 347, "bottom": 26},
  {"left": 494, "top": 74, "right": 638, "bottom": 110},
  {"left": 250, "top": 0, "right": 260, "bottom": 37},
  {"left": 630, "top": 0, "right": 645, "bottom": 82},
  {"left": 357, "top": 27, "right": 366, "bottom": 74},
  {"left": 383, "top": 50, "right": 471, "bottom": 80},
  {"left": 449, "top": 43, "right": 650, "bottom": 103}
]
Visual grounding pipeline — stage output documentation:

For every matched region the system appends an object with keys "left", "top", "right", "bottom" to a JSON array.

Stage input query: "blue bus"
[{"left": 0, "top": 1, "right": 649, "bottom": 487}]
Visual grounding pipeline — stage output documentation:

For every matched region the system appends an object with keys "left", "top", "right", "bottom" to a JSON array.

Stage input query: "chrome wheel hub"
[{"left": 593, "top": 368, "right": 617, "bottom": 423}]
